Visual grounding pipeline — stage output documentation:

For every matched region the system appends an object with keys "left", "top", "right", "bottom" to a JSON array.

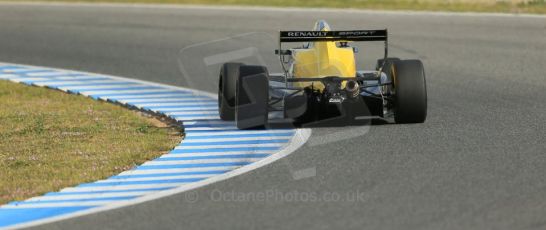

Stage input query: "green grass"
[
  {"left": 0, "top": 80, "right": 182, "bottom": 204},
  {"left": 8, "top": 0, "right": 546, "bottom": 14}
]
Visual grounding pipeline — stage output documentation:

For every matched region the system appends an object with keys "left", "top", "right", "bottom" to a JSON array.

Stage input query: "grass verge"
[
  {"left": 4, "top": 0, "right": 545, "bottom": 14},
  {"left": 0, "top": 80, "right": 182, "bottom": 204}
]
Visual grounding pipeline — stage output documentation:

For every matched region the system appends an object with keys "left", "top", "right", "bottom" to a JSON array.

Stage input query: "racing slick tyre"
[
  {"left": 393, "top": 60, "right": 427, "bottom": 123},
  {"left": 235, "top": 65, "right": 269, "bottom": 129},
  {"left": 218, "top": 62, "right": 243, "bottom": 121}
]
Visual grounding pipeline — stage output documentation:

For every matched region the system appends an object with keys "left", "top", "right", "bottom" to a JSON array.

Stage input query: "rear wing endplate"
[{"left": 279, "top": 30, "right": 387, "bottom": 42}]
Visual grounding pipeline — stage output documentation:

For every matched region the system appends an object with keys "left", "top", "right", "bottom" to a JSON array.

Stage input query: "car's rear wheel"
[
  {"left": 218, "top": 62, "right": 242, "bottom": 121},
  {"left": 393, "top": 60, "right": 427, "bottom": 123},
  {"left": 235, "top": 65, "right": 269, "bottom": 129}
]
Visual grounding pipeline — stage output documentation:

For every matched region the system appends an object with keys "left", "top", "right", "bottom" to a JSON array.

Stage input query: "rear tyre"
[
  {"left": 235, "top": 65, "right": 269, "bottom": 129},
  {"left": 218, "top": 62, "right": 242, "bottom": 121},
  {"left": 393, "top": 60, "right": 427, "bottom": 123}
]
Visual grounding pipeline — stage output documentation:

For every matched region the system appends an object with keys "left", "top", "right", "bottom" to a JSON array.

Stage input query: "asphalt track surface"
[{"left": 0, "top": 3, "right": 545, "bottom": 230}]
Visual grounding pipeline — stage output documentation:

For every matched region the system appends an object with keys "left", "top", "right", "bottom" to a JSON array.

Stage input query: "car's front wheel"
[
  {"left": 218, "top": 62, "right": 242, "bottom": 121},
  {"left": 235, "top": 65, "right": 270, "bottom": 129}
]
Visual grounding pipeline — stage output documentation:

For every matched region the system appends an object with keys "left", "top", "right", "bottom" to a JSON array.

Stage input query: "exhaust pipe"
[{"left": 345, "top": 80, "right": 360, "bottom": 98}]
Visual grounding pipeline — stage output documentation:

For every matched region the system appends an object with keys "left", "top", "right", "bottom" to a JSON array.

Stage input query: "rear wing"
[
  {"left": 277, "top": 29, "right": 389, "bottom": 78},
  {"left": 279, "top": 30, "right": 387, "bottom": 42}
]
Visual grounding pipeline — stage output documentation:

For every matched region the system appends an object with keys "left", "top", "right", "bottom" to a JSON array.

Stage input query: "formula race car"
[{"left": 218, "top": 20, "right": 427, "bottom": 129}]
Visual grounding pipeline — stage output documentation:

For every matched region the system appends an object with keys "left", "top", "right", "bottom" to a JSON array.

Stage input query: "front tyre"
[
  {"left": 235, "top": 65, "right": 269, "bottom": 129},
  {"left": 218, "top": 62, "right": 242, "bottom": 121},
  {"left": 393, "top": 60, "right": 427, "bottom": 123}
]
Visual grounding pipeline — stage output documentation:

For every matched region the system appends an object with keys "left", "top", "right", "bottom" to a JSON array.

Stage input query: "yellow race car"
[{"left": 218, "top": 20, "right": 427, "bottom": 129}]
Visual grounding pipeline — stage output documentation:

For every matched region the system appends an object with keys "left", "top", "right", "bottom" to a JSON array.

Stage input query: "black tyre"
[
  {"left": 393, "top": 60, "right": 427, "bottom": 123},
  {"left": 218, "top": 62, "right": 242, "bottom": 121},
  {"left": 235, "top": 65, "right": 269, "bottom": 129}
]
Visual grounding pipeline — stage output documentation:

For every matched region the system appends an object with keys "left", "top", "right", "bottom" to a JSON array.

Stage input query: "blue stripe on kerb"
[
  {"left": 43, "top": 187, "right": 174, "bottom": 196},
  {"left": 154, "top": 154, "right": 270, "bottom": 161},
  {"left": 8, "top": 196, "right": 138, "bottom": 205},
  {"left": 21, "top": 73, "right": 83, "bottom": 78},
  {"left": 30, "top": 76, "right": 110, "bottom": 82},
  {"left": 135, "top": 162, "right": 252, "bottom": 170},
  {"left": 48, "top": 81, "right": 137, "bottom": 87},
  {"left": 147, "top": 108, "right": 218, "bottom": 113},
  {"left": 0, "top": 65, "right": 22, "bottom": 70},
  {"left": 181, "top": 123, "right": 234, "bottom": 128},
  {"left": 142, "top": 104, "right": 218, "bottom": 110},
  {"left": 0, "top": 207, "right": 96, "bottom": 228},
  {"left": 0, "top": 73, "right": 80, "bottom": 79},
  {"left": 180, "top": 140, "right": 287, "bottom": 146},
  {"left": 69, "top": 86, "right": 161, "bottom": 92},
  {"left": 172, "top": 114, "right": 220, "bottom": 119},
  {"left": 89, "top": 90, "right": 189, "bottom": 98},
  {"left": 109, "top": 170, "right": 229, "bottom": 179},
  {"left": 170, "top": 147, "right": 280, "bottom": 154},
  {"left": 184, "top": 129, "right": 251, "bottom": 133},
  {"left": 122, "top": 99, "right": 216, "bottom": 104},
  {"left": 2, "top": 69, "right": 50, "bottom": 74},
  {"left": 185, "top": 132, "right": 294, "bottom": 139},
  {"left": 109, "top": 96, "right": 211, "bottom": 101},
  {"left": 77, "top": 178, "right": 206, "bottom": 187},
  {"left": 0, "top": 63, "right": 296, "bottom": 228}
]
